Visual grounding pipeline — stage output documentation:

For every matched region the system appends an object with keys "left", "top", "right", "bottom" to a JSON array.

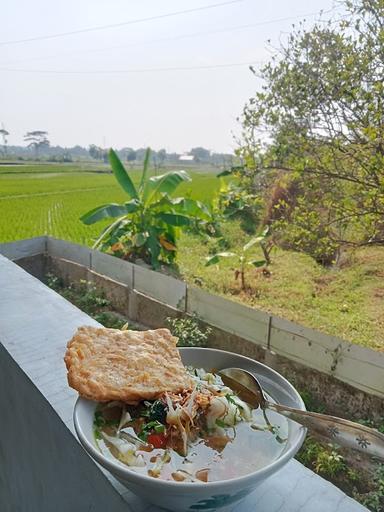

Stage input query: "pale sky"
[{"left": 1, "top": 0, "right": 336, "bottom": 153}]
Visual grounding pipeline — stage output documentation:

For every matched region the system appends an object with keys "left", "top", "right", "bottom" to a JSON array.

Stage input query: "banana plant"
[
  {"left": 81, "top": 148, "right": 211, "bottom": 268},
  {"left": 205, "top": 230, "right": 269, "bottom": 290}
]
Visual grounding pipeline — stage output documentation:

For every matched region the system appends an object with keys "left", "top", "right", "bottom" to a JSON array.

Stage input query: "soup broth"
[{"left": 94, "top": 368, "right": 288, "bottom": 483}]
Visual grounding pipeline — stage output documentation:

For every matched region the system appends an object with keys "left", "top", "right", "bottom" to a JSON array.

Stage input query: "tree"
[
  {"left": 157, "top": 148, "right": 167, "bottom": 167},
  {"left": 152, "top": 149, "right": 167, "bottom": 175},
  {"left": 0, "top": 126, "right": 9, "bottom": 156},
  {"left": 89, "top": 144, "right": 103, "bottom": 160},
  {"left": 80, "top": 148, "right": 211, "bottom": 268},
  {"left": 239, "top": 0, "right": 384, "bottom": 256},
  {"left": 24, "top": 131, "right": 49, "bottom": 159},
  {"left": 190, "top": 147, "right": 211, "bottom": 163},
  {"left": 126, "top": 149, "right": 137, "bottom": 167}
]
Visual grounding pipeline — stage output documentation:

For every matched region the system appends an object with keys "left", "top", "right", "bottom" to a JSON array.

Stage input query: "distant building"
[{"left": 178, "top": 154, "right": 195, "bottom": 162}]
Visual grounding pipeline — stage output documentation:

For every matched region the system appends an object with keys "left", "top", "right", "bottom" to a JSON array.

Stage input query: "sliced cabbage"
[
  {"left": 117, "top": 407, "right": 132, "bottom": 432},
  {"left": 101, "top": 432, "right": 145, "bottom": 467},
  {"left": 229, "top": 395, "right": 252, "bottom": 422},
  {"left": 207, "top": 394, "right": 252, "bottom": 430}
]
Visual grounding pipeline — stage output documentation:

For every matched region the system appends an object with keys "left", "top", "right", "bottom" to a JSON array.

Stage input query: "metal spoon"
[{"left": 219, "top": 367, "right": 384, "bottom": 460}]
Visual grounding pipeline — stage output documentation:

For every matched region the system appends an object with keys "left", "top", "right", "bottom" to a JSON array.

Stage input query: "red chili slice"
[{"left": 147, "top": 433, "right": 167, "bottom": 449}]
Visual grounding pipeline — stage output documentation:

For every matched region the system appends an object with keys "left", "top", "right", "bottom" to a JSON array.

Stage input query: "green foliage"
[
  {"left": 263, "top": 174, "right": 340, "bottom": 265},
  {"left": 357, "top": 417, "right": 384, "bottom": 435},
  {"left": 92, "top": 311, "right": 126, "bottom": 329},
  {"left": 46, "top": 275, "right": 130, "bottom": 329},
  {"left": 296, "top": 436, "right": 323, "bottom": 466},
  {"left": 73, "top": 281, "right": 110, "bottom": 313},
  {"left": 24, "top": 130, "right": 50, "bottom": 158},
  {"left": 297, "top": 437, "right": 345, "bottom": 478},
  {"left": 46, "top": 276, "right": 110, "bottom": 315},
  {"left": 355, "top": 464, "right": 384, "bottom": 512},
  {"left": 272, "top": 201, "right": 340, "bottom": 265},
  {"left": 205, "top": 228, "right": 269, "bottom": 290},
  {"left": 143, "top": 400, "right": 167, "bottom": 423},
  {"left": 166, "top": 315, "right": 212, "bottom": 348},
  {"left": 215, "top": 178, "right": 263, "bottom": 233},
  {"left": 314, "top": 448, "right": 346, "bottom": 477},
  {"left": 298, "top": 389, "right": 326, "bottom": 413},
  {"left": 81, "top": 148, "right": 211, "bottom": 268},
  {"left": 46, "top": 273, "right": 63, "bottom": 291},
  {"left": 239, "top": 0, "right": 384, "bottom": 260},
  {"left": 88, "top": 144, "right": 106, "bottom": 161},
  {"left": 346, "top": 467, "right": 359, "bottom": 483}
]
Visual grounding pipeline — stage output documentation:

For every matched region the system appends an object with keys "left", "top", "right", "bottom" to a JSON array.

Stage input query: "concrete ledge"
[
  {"left": 0, "top": 344, "right": 131, "bottom": 512},
  {"left": 134, "top": 265, "right": 186, "bottom": 310},
  {"left": 47, "top": 256, "right": 88, "bottom": 285},
  {"left": 47, "top": 238, "right": 91, "bottom": 267},
  {"left": 0, "top": 236, "right": 46, "bottom": 260},
  {"left": 132, "top": 290, "right": 180, "bottom": 328},
  {"left": 187, "top": 286, "right": 270, "bottom": 346},
  {"left": 88, "top": 269, "right": 130, "bottom": 316},
  {"left": 270, "top": 316, "right": 384, "bottom": 398},
  {"left": 91, "top": 250, "right": 134, "bottom": 287},
  {"left": 15, "top": 253, "right": 46, "bottom": 281},
  {"left": 0, "top": 254, "right": 138, "bottom": 512}
]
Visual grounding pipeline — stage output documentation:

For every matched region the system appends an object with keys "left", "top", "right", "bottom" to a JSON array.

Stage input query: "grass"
[
  {"left": 1, "top": 163, "right": 383, "bottom": 350},
  {"left": 178, "top": 221, "right": 384, "bottom": 350}
]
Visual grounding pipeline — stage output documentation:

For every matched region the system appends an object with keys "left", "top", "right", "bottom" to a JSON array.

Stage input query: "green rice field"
[{"left": 0, "top": 163, "right": 219, "bottom": 244}]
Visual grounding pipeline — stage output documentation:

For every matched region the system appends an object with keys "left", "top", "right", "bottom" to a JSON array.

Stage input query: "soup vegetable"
[{"left": 94, "top": 368, "right": 288, "bottom": 482}]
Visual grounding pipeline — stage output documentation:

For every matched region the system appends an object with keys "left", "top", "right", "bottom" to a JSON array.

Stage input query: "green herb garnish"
[
  {"left": 94, "top": 410, "right": 106, "bottom": 428},
  {"left": 94, "top": 428, "right": 102, "bottom": 440},
  {"left": 139, "top": 420, "right": 166, "bottom": 440},
  {"left": 148, "top": 400, "right": 167, "bottom": 422}
]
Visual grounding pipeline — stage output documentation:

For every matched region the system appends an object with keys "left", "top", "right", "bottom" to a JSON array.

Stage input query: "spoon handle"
[{"left": 267, "top": 401, "right": 384, "bottom": 460}]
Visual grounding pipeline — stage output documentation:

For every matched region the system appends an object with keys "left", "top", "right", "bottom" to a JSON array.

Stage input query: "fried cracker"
[{"left": 64, "top": 326, "right": 193, "bottom": 402}]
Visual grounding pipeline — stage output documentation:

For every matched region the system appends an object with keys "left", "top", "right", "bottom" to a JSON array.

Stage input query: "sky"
[{"left": 1, "top": 0, "right": 336, "bottom": 153}]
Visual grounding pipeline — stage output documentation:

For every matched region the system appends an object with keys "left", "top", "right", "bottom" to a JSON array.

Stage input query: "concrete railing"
[{"left": 1, "top": 235, "right": 383, "bottom": 401}]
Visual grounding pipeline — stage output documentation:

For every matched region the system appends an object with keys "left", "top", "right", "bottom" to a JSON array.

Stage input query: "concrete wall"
[
  {"left": 0, "top": 236, "right": 46, "bottom": 261},
  {"left": 3, "top": 236, "right": 384, "bottom": 420},
  {"left": 0, "top": 253, "right": 145, "bottom": 512},
  {"left": 0, "top": 345, "right": 133, "bottom": 512}
]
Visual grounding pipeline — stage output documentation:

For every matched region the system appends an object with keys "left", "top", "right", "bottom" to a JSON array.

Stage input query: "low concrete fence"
[{"left": 1, "top": 236, "right": 383, "bottom": 411}]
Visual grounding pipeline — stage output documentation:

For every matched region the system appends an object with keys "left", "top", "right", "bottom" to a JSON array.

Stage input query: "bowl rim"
[{"left": 74, "top": 347, "right": 306, "bottom": 490}]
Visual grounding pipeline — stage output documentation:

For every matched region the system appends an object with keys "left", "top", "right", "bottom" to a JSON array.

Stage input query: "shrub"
[
  {"left": 166, "top": 315, "right": 212, "bottom": 348},
  {"left": 314, "top": 448, "right": 346, "bottom": 477},
  {"left": 205, "top": 229, "right": 270, "bottom": 291}
]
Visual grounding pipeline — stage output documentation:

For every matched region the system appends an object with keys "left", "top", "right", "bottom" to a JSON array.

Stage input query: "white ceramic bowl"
[{"left": 74, "top": 347, "right": 306, "bottom": 512}]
